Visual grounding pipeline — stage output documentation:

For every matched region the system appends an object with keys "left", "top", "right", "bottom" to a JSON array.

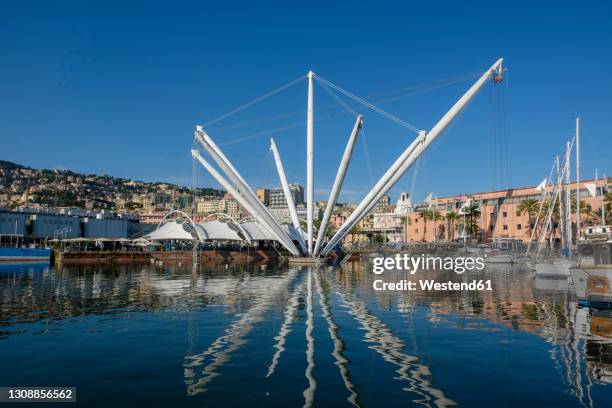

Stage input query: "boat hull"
[{"left": 0, "top": 248, "right": 51, "bottom": 262}]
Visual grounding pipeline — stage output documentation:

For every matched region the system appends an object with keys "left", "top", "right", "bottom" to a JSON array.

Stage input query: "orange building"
[{"left": 402, "top": 178, "right": 610, "bottom": 243}]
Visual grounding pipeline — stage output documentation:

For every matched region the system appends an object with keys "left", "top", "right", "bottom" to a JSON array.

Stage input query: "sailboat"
[{"left": 533, "top": 133, "right": 575, "bottom": 278}]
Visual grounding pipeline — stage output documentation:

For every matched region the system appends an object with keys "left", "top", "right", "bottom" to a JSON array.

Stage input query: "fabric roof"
[
  {"left": 145, "top": 220, "right": 305, "bottom": 243},
  {"left": 196, "top": 220, "right": 245, "bottom": 241},
  {"left": 146, "top": 221, "right": 195, "bottom": 241}
]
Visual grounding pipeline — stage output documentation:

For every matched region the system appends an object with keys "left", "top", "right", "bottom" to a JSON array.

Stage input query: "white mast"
[
  {"left": 565, "top": 140, "right": 572, "bottom": 247},
  {"left": 575, "top": 117, "right": 580, "bottom": 241},
  {"left": 270, "top": 138, "right": 307, "bottom": 253},
  {"left": 313, "top": 115, "right": 362, "bottom": 256},
  {"left": 306, "top": 71, "right": 314, "bottom": 255},
  {"left": 599, "top": 169, "right": 606, "bottom": 226},
  {"left": 322, "top": 58, "right": 504, "bottom": 256},
  {"left": 556, "top": 155, "right": 565, "bottom": 249}
]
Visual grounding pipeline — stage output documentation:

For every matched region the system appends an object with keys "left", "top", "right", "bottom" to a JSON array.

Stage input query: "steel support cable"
[
  {"left": 317, "top": 79, "right": 358, "bottom": 117},
  {"left": 204, "top": 74, "right": 306, "bottom": 127},
  {"left": 210, "top": 73, "right": 483, "bottom": 147},
  {"left": 314, "top": 75, "right": 421, "bottom": 134},
  {"left": 317, "top": 79, "right": 375, "bottom": 185},
  {"left": 207, "top": 71, "right": 480, "bottom": 135}
]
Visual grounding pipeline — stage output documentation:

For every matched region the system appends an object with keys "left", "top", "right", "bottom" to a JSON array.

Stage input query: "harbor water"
[{"left": 1, "top": 261, "right": 611, "bottom": 407}]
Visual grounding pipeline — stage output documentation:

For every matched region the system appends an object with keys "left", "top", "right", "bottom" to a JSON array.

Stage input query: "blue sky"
[{"left": 1, "top": 1, "right": 610, "bottom": 204}]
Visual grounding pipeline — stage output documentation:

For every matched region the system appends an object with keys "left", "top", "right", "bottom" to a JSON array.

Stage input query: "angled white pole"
[
  {"left": 322, "top": 58, "right": 504, "bottom": 255},
  {"left": 191, "top": 150, "right": 281, "bottom": 248},
  {"left": 270, "top": 138, "right": 307, "bottom": 253},
  {"left": 575, "top": 117, "right": 581, "bottom": 241},
  {"left": 314, "top": 115, "right": 363, "bottom": 255},
  {"left": 306, "top": 71, "right": 315, "bottom": 255},
  {"left": 196, "top": 125, "right": 254, "bottom": 195},
  {"left": 195, "top": 130, "right": 301, "bottom": 256}
]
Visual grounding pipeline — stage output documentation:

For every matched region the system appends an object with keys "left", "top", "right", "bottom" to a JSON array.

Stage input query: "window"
[
  {"left": 490, "top": 225, "right": 494, "bottom": 231},
  {"left": 503, "top": 225, "right": 508, "bottom": 231},
  {"left": 502, "top": 212, "right": 508, "bottom": 218},
  {"left": 517, "top": 224, "right": 522, "bottom": 230},
  {"left": 490, "top": 212, "right": 495, "bottom": 218},
  {"left": 516, "top": 211, "right": 521, "bottom": 216}
]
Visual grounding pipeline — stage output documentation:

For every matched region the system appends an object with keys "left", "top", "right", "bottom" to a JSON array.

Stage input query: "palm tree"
[
  {"left": 605, "top": 191, "right": 612, "bottom": 225},
  {"left": 401, "top": 215, "right": 412, "bottom": 242},
  {"left": 445, "top": 211, "right": 459, "bottom": 240},
  {"left": 517, "top": 198, "right": 540, "bottom": 233},
  {"left": 417, "top": 209, "right": 431, "bottom": 241},
  {"left": 430, "top": 210, "right": 442, "bottom": 240},
  {"left": 458, "top": 203, "right": 481, "bottom": 240}
]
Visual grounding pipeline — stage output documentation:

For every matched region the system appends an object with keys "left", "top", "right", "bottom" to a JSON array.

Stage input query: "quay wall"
[{"left": 55, "top": 249, "right": 280, "bottom": 264}]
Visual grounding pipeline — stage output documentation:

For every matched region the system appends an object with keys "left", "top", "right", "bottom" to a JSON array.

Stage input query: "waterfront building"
[
  {"left": 0, "top": 210, "right": 27, "bottom": 239},
  {"left": 138, "top": 211, "right": 168, "bottom": 224},
  {"left": 196, "top": 198, "right": 221, "bottom": 214},
  {"left": 403, "top": 178, "right": 610, "bottom": 243},
  {"left": 220, "top": 193, "right": 242, "bottom": 219},
  {"left": 374, "top": 195, "right": 391, "bottom": 213},
  {"left": 269, "top": 183, "right": 304, "bottom": 208},
  {"left": 372, "top": 192, "right": 413, "bottom": 242},
  {"left": 30, "top": 214, "right": 81, "bottom": 239}
]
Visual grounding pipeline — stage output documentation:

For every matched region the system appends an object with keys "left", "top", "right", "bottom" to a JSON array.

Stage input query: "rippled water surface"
[{"left": 1, "top": 261, "right": 611, "bottom": 407}]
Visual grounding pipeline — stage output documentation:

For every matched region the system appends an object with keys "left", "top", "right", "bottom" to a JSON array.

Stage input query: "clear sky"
[{"left": 1, "top": 0, "right": 610, "bottom": 204}]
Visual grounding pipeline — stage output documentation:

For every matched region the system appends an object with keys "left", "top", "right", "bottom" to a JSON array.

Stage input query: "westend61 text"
[{"left": 373, "top": 279, "right": 493, "bottom": 292}]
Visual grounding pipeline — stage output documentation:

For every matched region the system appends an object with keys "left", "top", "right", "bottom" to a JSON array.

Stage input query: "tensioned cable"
[
  {"left": 317, "top": 79, "right": 358, "bottom": 117},
  {"left": 317, "top": 79, "right": 374, "bottom": 183},
  {"left": 203, "top": 74, "right": 306, "bottom": 127},
  {"left": 209, "top": 71, "right": 485, "bottom": 147},
  {"left": 207, "top": 71, "right": 480, "bottom": 135},
  {"left": 207, "top": 72, "right": 483, "bottom": 147},
  {"left": 314, "top": 74, "right": 421, "bottom": 134}
]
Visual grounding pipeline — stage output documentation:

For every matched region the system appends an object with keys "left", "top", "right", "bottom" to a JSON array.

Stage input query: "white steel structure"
[
  {"left": 306, "top": 71, "right": 315, "bottom": 255},
  {"left": 270, "top": 137, "right": 307, "bottom": 253},
  {"left": 191, "top": 59, "right": 505, "bottom": 258},
  {"left": 313, "top": 115, "right": 362, "bottom": 255},
  {"left": 321, "top": 58, "right": 504, "bottom": 255}
]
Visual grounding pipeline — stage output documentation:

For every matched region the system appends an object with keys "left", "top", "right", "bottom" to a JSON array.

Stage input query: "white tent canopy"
[
  {"left": 196, "top": 220, "right": 245, "bottom": 241},
  {"left": 144, "top": 220, "right": 304, "bottom": 244},
  {"left": 145, "top": 221, "right": 196, "bottom": 241}
]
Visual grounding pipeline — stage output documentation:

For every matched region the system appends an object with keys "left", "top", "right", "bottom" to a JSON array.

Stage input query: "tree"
[
  {"left": 517, "top": 198, "right": 540, "bottom": 233},
  {"left": 417, "top": 209, "right": 431, "bottom": 241},
  {"left": 430, "top": 210, "right": 442, "bottom": 240},
  {"left": 458, "top": 202, "right": 481, "bottom": 240},
  {"left": 401, "top": 215, "right": 412, "bottom": 242},
  {"left": 445, "top": 211, "right": 459, "bottom": 240}
]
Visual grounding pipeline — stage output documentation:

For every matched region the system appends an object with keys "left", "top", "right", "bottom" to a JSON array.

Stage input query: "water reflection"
[{"left": 0, "top": 261, "right": 611, "bottom": 407}]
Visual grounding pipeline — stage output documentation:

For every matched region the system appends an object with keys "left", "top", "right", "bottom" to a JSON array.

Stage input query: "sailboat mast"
[
  {"left": 575, "top": 117, "right": 580, "bottom": 242},
  {"left": 556, "top": 155, "right": 565, "bottom": 249},
  {"left": 565, "top": 140, "right": 571, "bottom": 247}
]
